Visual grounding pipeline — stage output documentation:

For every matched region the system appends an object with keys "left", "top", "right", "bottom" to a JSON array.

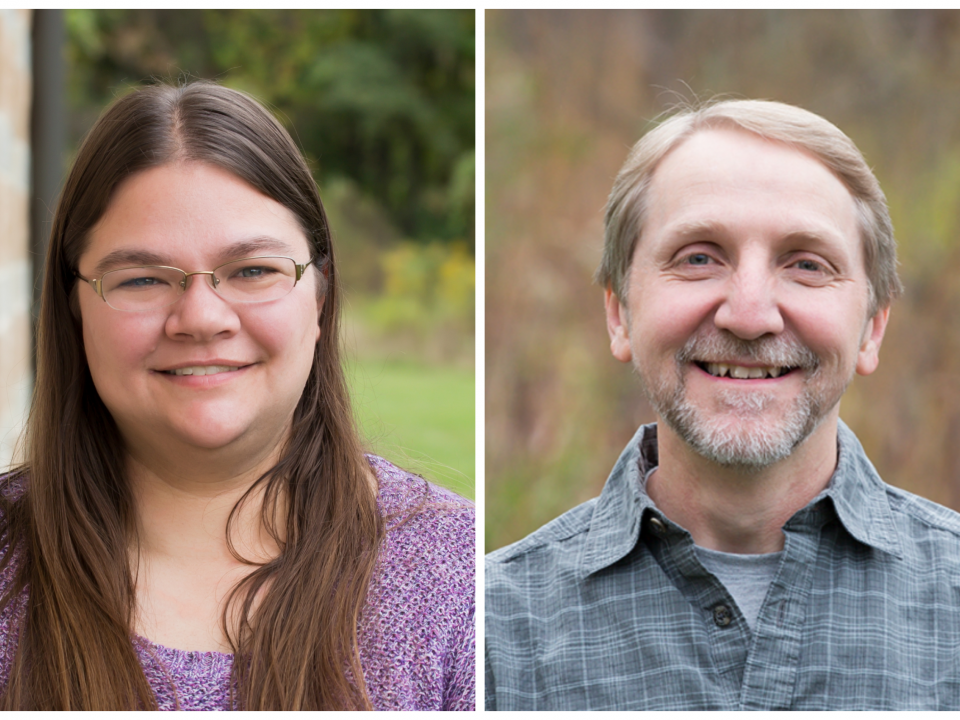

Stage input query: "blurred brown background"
[{"left": 486, "top": 9, "right": 960, "bottom": 551}]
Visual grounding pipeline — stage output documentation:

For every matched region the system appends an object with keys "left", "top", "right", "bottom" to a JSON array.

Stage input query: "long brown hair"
[{"left": 0, "top": 82, "right": 383, "bottom": 709}]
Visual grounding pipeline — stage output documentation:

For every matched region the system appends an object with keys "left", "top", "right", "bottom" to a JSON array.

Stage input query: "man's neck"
[{"left": 646, "top": 415, "right": 840, "bottom": 554}]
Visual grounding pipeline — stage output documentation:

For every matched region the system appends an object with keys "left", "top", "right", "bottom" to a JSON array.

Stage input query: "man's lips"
[
  {"left": 694, "top": 361, "right": 799, "bottom": 380},
  {"left": 677, "top": 329, "right": 820, "bottom": 382}
]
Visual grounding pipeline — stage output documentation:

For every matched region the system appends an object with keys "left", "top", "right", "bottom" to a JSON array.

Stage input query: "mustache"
[{"left": 676, "top": 329, "right": 821, "bottom": 371}]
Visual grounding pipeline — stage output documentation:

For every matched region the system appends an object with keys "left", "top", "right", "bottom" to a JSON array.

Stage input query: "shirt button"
[
  {"left": 648, "top": 517, "right": 667, "bottom": 537},
  {"left": 713, "top": 604, "right": 733, "bottom": 627}
]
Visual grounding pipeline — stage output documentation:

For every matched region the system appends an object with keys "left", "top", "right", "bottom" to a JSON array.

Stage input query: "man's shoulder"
[
  {"left": 883, "top": 481, "right": 960, "bottom": 547},
  {"left": 486, "top": 497, "right": 599, "bottom": 578},
  {"left": 836, "top": 421, "right": 960, "bottom": 559}
]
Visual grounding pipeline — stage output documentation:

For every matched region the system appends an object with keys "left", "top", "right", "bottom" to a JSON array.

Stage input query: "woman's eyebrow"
[
  {"left": 216, "top": 237, "right": 297, "bottom": 263},
  {"left": 90, "top": 237, "right": 301, "bottom": 276},
  {"left": 93, "top": 249, "right": 169, "bottom": 276}
]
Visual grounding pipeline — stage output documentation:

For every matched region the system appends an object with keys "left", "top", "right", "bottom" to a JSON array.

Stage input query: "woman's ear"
[{"left": 315, "top": 259, "right": 330, "bottom": 341}]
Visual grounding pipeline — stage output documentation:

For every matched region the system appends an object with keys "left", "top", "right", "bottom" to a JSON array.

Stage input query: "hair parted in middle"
[{"left": 597, "top": 99, "right": 903, "bottom": 316}]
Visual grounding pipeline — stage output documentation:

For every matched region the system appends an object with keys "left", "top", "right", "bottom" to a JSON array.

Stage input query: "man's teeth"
[
  {"left": 704, "top": 363, "right": 784, "bottom": 379},
  {"left": 168, "top": 365, "right": 240, "bottom": 376}
]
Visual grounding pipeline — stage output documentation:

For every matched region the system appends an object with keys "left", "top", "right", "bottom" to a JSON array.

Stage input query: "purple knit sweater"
[{"left": 0, "top": 456, "right": 476, "bottom": 710}]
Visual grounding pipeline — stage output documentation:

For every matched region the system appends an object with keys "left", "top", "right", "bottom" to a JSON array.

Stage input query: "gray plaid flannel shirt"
[{"left": 485, "top": 420, "right": 960, "bottom": 710}]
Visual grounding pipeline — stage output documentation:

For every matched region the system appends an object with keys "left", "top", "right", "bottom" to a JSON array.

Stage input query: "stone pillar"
[{"left": 0, "top": 9, "right": 32, "bottom": 469}]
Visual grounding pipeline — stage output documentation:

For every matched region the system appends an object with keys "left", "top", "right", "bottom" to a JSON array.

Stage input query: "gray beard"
[{"left": 637, "top": 329, "right": 850, "bottom": 470}]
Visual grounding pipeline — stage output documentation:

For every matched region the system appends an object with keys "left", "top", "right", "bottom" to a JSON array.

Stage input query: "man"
[{"left": 485, "top": 100, "right": 960, "bottom": 710}]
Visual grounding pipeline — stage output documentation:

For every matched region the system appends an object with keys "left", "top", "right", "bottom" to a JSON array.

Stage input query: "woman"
[{"left": 0, "top": 82, "right": 474, "bottom": 710}]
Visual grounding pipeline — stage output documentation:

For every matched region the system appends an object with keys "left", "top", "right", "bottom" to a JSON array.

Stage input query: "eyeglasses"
[{"left": 76, "top": 256, "right": 316, "bottom": 312}]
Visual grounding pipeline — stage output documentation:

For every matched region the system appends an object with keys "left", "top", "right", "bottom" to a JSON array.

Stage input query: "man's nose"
[{"left": 713, "top": 262, "right": 784, "bottom": 340}]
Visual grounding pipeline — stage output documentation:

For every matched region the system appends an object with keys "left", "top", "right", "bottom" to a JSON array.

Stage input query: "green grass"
[{"left": 347, "top": 356, "right": 475, "bottom": 499}]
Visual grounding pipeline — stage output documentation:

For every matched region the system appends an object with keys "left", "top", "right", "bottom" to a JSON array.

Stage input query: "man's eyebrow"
[
  {"left": 665, "top": 220, "right": 730, "bottom": 241},
  {"left": 779, "top": 229, "right": 845, "bottom": 248},
  {"left": 665, "top": 222, "right": 843, "bottom": 247}
]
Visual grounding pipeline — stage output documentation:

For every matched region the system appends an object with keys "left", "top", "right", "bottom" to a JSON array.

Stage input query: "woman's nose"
[{"left": 164, "top": 274, "right": 240, "bottom": 341}]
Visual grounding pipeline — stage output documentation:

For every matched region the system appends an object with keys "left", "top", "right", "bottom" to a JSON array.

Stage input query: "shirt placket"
[
  {"left": 646, "top": 513, "right": 752, "bottom": 709},
  {"left": 738, "top": 508, "right": 822, "bottom": 709}
]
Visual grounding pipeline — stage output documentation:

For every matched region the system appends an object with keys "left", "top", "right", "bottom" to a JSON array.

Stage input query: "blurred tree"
[{"left": 64, "top": 9, "right": 475, "bottom": 247}]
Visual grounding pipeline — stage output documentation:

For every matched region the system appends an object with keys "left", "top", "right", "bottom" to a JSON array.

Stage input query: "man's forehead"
[
  {"left": 644, "top": 126, "right": 859, "bottom": 233},
  {"left": 652, "top": 125, "right": 844, "bottom": 190}
]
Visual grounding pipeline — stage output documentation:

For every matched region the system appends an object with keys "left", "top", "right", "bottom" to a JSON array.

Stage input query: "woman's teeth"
[{"left": 167, "top": 365, "right": 240, "bottom": 376}]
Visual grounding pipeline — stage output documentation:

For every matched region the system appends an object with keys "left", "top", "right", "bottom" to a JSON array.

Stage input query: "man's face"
[{"left": 605, "top": 127, "right": 889, "bottom": 468}]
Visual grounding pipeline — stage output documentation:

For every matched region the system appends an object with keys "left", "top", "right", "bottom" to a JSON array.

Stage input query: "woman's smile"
[{"left": 153, "top": 362, "right": 252, "bottom": 388}]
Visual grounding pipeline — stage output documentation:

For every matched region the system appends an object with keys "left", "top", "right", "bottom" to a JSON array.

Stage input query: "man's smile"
[{"left": 695, "top": 362, "right": 800, "bottom": 379}]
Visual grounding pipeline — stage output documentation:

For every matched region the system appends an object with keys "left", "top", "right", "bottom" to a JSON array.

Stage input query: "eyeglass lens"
[{"left": 100, "top": 257, "right": 300, "bottom": 311}]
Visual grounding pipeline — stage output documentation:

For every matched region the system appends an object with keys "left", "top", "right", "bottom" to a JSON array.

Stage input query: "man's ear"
[
  {"left": 605, "top": 287, "right": 633, "bottom": 363},
  {"left": 855, "top": 305, "right": 890, "bottom": 376}
]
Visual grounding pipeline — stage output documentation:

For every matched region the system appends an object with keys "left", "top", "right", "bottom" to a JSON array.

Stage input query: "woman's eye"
[{"left": 120, "top": 276, "right": 162, "bottom": 288}]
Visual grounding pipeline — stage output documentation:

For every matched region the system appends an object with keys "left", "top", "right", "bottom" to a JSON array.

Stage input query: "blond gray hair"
[{"left": 597, "top": 99, "right": 902, "bottom": 315}]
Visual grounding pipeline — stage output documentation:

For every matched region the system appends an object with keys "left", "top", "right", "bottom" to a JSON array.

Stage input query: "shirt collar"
[
  {"left": 816, "top": 419, "right": 904, "bottom": 559},
  {"left": 580, "top": 423, "right": 659, "bottom": 577},
  {"left": 580, "top": 419, "right": 903, "bottom": 577}
]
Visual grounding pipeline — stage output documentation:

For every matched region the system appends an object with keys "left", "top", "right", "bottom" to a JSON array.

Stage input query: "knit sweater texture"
[{"left": 0, "top": 455, "right": 476, "bottom": 710}]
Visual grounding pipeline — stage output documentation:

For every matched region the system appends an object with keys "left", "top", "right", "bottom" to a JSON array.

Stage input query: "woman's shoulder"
[
  {"left": 0, "top": 473, "right": 26, "bottom": 585},
  {"left": 367, "top": 454, "right": 474, "bottom": 523},
  {"left": 367, "top": 454, "right": 474, "bottom": 578},
  {"left": 361, "top": 456, "right": 475, "bottom": 710},
  {"left": 366, "top": 454, "right": 474, "bottom": 590},
  {"left": 365, "top": 453, "right": 474, "bottom": 606},
  {"left": 0, "top": 471, "right": 27, "bottom": 557},
  {"left": 0, "top": 472, "right": 28, "bottom": 687},
  {"left": 0, "top": 471, "right": 27, "bottom": 504}
]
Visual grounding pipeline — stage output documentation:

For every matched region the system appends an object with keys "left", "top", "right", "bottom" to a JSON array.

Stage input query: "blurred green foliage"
[
  {"left": 377, "top": 241, "right": 474, "bottom": 325},
  {"left": 64, "top": 9, "right": 475, "bottom": 246},
  {"left": 356, "top": 241, "right": 475, "bottom": 365}
]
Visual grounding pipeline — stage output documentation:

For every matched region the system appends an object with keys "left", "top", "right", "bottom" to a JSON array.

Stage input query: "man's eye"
[
  {"left": 794, "top": 259, "right": 823, "bottom": 272},
  {"left": 686, "top": 253, "right": 711, "bottom": 266}
]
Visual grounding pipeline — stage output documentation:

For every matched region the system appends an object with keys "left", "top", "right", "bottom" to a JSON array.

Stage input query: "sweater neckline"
[{"left": 134, "top": 632, "right": 234, "bottom": 663}]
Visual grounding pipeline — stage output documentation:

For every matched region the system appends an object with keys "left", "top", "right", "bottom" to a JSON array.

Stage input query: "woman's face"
[{"left": 76, "top": 161, "right": 323, "bottom": 465}]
